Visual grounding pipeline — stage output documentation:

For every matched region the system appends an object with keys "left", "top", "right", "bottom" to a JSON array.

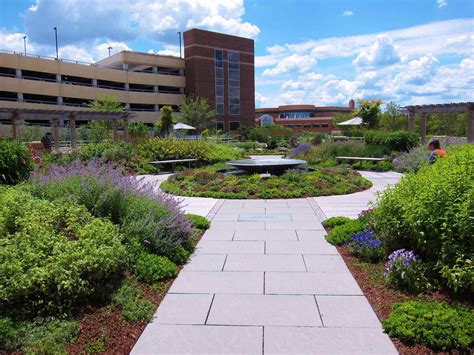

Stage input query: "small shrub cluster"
[
  {"left": 135, "top": 253, "right": 177, "bottom": 284},
  {"left": 0, "top": 139, "right": 33, "bottom": 184},
  {"left": 162, "top": 166, "right": 372, "bottom": 199},
  {"left": 112, "top": 280, "right": 154, "bottom": 322},
  {"left": 248, "top": 125, "right": 293, "bottom": 143},
  {"left": 351, "top": 160, "right": 393, "bottom": 171},
  {"left": 382, "top": 301, "right": 474, "bottom": 350},
  {"left": 325, "top": 219, "right": 365, "bottom": 245},
  {"left": 391, "top": 146, "right": 429, "bottom": 172},
  {"left": 364, "top": 130, "right": 419, "bottom": 152},
  {"left": 186, "top": 214, "right": 211, "bottom": 230},
  {"left": 322, "top": 216, "right": 352, "bottom": 229},
  {"left": 0, "top": 187, "right": 125, "bottom": 316},
  {"left": 373, "top": 145, "right": 474, "bottom": 294}
]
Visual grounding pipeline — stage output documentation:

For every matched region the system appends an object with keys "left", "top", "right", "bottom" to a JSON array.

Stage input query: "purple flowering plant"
[
  {"left": 384, "top": 249, "right": 430, "bottom": 294},
  {"left": 347, "top": 228, "right": 384, "bottom": 262},
  {"left": 30, "top": 158, "right": 193, "bottom": 256}
]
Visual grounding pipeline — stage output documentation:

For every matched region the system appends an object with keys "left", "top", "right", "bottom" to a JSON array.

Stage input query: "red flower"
[{"left": 34, "top": 156, "right": 41, "bottom": 164}]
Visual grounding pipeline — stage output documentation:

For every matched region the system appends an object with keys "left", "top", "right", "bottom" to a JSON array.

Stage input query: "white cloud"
[
  {"left": 262, "top": 54, "right": 316, "bottom": 76},
  {"left": 394, "top": 55, "right": 439, "bottom": 86},
  {"left": 149, "top": 44, "right": 180, "bottom": 57},
  {"left": 343, "top": 10, "right": 354, "bottom": 16},
  {"left": 353, "top": 35, "right": 401, "bottom": 67},
  {"left": 24, "top": 0, "right": 259, "bottom": 46},
  {"left": 255, "top": 92, "right": 270, "bottom": 107},
  {"left": 0, "top": 29, "right": 36, "bottom": 53},
  {"left": 437, "top": 0, "right": 448, "bottom": 8}
]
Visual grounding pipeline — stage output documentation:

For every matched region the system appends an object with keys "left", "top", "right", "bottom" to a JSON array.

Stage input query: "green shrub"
[
  {"left": 205, "top": 142, "right": 243, "bottom": 163},
  {"left": 364, "top": 130, "right": 419, "bottom": 152},
  {"left": 248, "top": 125, "right": 293, "bottom": 143},
  {"left": 135, "top": 253, "right": 177, "bottom": 283},
  {"left": 83, "top": 329, "right": 107, "bottom": 354},
  {"left": 186, "top": 214, "right": 210, "bottom": 230},
  {"left": 382, "top": 301, "right": 474, "bottom": 350},
  {"left": 322, "top": 216, "right": 352, "bottom": 229},
  {"left": 373, "top": 145, "right": 474, "bottom": 293},
  {"left": 0, "top": 139, "right": 33, "bottom": 185},
  {"left": 325, "top": 219, "right": 365, "bottom": 245},
  {"left": 0, "top": 318, "right": 79, "bottom": 353},
  {"left": 385, "top": 250, "right": 431, "bottom": 293},
  {"left": 351, "top": 160, "right": 393, "bottom": 172},
  {"left": 0, "top": 187, "right": 125, "bottom": 315},
  {"left": 112, "top": 280, "right": 154, "bottom": 322}
]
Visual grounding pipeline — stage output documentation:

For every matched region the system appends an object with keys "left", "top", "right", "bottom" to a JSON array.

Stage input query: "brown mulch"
[
  {"left": 66, "top": 280, "right": 173, "bottom": 354},
  {"left": 336, "top": 245, "right": 471, "bottom": 355}
]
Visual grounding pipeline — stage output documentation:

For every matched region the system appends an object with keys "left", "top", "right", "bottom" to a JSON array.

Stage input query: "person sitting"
[
  {"left": 428, "top": 139, "right": 448, "bottom": 164},
  {"left": 41, "top": 132, "right": 53, "bottom": 152}
]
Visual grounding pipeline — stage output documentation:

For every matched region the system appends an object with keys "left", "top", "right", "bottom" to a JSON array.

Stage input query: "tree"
[
  {"left": 379, "top": 101, "right": 407, "bottom": 131},
  {"left": 129, "top": 121, "right": 149, "bottom": 140},
  {"left": 155, "top": 106, "right": 174, "bottom": 137},
  {"left": 86, "top": 95, "right": 124, "bottom": 142},
  {"left": 354, "top": 99, "right": 383, "bottom": 129},
  {"left": 179, "top": 95, "right": 216, "bottom": 132}
]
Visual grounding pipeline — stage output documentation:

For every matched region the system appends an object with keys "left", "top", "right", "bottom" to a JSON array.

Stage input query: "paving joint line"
[
  {"left": 313, "top": 295, "right": 325, "bottom": 327},
  {"left": 204, "top": 294, "right": 216, "bottom": 325}
]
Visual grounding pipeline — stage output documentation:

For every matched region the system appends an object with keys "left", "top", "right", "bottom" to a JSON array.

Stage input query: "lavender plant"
[
  {"left": 30, "top": 159, "right": 193, "bottom": 257},
  {"left": 392, "top": 146, "right": 429, "bottom": 172},
  {"left": 384, "top": 249, "right": 430, "bottom": 293},
  {"left": 347, "top": 229, "right": 384, "bottom": 262}
]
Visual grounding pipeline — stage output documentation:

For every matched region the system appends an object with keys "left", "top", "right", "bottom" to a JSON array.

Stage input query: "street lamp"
[
  {"left": 108, "top": 46, "right": 113, "bottom": 56},
  {"left": 23, "top": 35, "right": 27, "bottom": 55},
  {"left": 177, "top": 31, "right": 182, "bottom": 58},
  {"left": 53, "top": 27, "right": 58, "bottom": 59}
]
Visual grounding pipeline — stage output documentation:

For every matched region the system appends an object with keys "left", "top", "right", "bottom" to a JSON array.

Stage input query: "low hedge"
[
  {"left": 373, "top": 144, "right": 474, "bottom": 294},
  {"left": 364, "top": 130, "right": 419, "bottom": 152},
  {"left": 325, "top": 219, "right": 365, "bottom": 245},
  {"left": 0, "top": 139, "right": 33, "bottom": 185},
  {"left": 383, "top": 301, "right": 474, "bottom": 350}
]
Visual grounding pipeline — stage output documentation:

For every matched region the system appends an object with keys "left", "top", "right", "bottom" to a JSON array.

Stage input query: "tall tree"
[
  {"left": 179, "top": 95, "right": 216, "bottom": 132},
  {"left": 86, "top": 95, "right": 124, "bottom": 142},
  {"left": 354, "top": 99, "right": 383, "bottom": 129},
  {"left": 155, "top": 106, "right": 174, "bottom": 137}
]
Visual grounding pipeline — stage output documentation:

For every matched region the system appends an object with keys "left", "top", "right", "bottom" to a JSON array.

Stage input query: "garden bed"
[{"left": 161, "top": 166, "right": 372, "bottom": 199}]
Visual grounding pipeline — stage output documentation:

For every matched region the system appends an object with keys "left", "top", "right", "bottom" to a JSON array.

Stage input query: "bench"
[
  {"left": 150, "top": 159, "right": 198, "bottom": 171},
  {"left": 336, "top": 156, "right": 389, "bottom": 163}
]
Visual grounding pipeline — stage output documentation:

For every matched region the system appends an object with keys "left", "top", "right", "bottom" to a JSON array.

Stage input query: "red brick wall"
[{"left": 184, "top": 29, "right": 255, "bottom": 131}]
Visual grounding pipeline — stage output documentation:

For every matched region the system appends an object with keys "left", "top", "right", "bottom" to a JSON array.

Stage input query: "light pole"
[
  {"left": 53, "top": 27, "right": 58, "bottom": 59},
  {"left": 23, "top": 35, "right": 27, "bottom": 55},
  {"left": 177, "top": 31, "right": 182, "bottom": 58},
  {"left": 108, "top": 46, "right": 112, "bottom": 56}
]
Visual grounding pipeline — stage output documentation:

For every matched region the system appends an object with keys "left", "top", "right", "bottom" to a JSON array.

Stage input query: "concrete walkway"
[{"left": 132, "top": 172, "right": 402, "bottom": 354}]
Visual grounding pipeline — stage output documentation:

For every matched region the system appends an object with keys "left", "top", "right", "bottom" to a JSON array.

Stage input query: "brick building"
[{"left": 255, "top": 100, "right": 355, "bottom": 133}]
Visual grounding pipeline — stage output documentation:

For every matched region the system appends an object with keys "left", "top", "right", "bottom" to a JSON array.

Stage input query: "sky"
[{"left": 0, "top": 0, "right": 473, "bottom": 108}]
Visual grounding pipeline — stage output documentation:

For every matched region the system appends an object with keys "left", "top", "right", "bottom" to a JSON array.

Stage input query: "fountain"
[{"left": 226, "top": 157, "right": 308, "bottom": 175}]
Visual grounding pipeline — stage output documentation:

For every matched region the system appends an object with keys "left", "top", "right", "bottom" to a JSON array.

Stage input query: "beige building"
[{"left": 0, "top": 49, "right": 185, "bottom": 124}]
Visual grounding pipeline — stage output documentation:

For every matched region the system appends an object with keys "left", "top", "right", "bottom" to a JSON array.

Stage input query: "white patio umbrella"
[
  {"left": 173, "top": 122, "right": 196, "bottom": 130},
  {"left": 337, "top": 117, "right": 363, "bottom": 126}
]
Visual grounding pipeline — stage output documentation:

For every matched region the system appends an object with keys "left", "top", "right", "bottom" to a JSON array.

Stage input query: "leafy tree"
[
  {"left": 379, "top": 101, "right": 408, "bottom": 131},
  {"left": 179, "top": 95, "right": 216, "bottom": 132},
  {"left": 354, "top": 99, "right": 382, "bottom": 129},
  {"left": 129, "top": 121, "right": 149, "bottom": 140},
  {"left": 155, "top": 106, "right": 174, "bottom": 137},
  {"left": 86, "top": 95, "right": 125, "bottom": 142}
]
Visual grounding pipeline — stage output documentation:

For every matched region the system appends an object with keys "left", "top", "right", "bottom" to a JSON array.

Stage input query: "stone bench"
[{"left": 150, "top": 158, "right": 198, "bottom": 171}]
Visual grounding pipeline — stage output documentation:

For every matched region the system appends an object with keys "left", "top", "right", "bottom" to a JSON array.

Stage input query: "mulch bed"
[{"left": 336, "top": 245, "right": 471, "bottom": 355}]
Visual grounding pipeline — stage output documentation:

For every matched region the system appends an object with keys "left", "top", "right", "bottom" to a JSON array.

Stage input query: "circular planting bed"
[{"left": 161, "top": 167, "right": 372, "bottom": 199}]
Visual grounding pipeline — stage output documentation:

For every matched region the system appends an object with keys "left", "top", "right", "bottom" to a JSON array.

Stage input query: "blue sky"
[{"left": 1, "top": 0, "right": 473, "bottom": 108}]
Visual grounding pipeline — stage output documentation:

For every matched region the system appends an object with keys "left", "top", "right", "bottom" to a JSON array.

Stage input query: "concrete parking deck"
[{"left": 132, "top": 172, "right": 402, "bottom": 354}]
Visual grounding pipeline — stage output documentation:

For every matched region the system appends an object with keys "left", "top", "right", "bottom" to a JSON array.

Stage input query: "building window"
[
  {"left": 312, "top": 124, "right": 321, "bottom": 128},
  {"left": 228, "top": 51, "right": 240, "bottom": 115},
  {"left": 229, "top": 121, "right": 240, "bottom": 131},
  {"left": 321, "top": 123, "right": 329, "bottom": 128},
  {"left": 279, "top": 111, "right": 311, "bottom": 119},
  {"left": 215, "top": 49, "right": 224, "bottom": 115},
  {"left": 216, "top": 121, "right": 225, "bottom": 131}
]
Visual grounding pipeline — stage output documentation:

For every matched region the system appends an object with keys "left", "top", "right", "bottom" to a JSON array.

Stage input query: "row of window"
[
  {"left": 214, "top": 49, "right": 241, "bottom": 116},
  {"left": 0, "top": 67, "right": 183, "bottom": 93},
  {"left": 285, "top": 123, "right": 330, "bottom": 129}
]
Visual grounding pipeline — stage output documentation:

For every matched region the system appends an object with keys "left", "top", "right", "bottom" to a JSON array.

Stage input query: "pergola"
[
  {"left": 0, "top": 108, "right": 135, "bottom": 150},
  {"left": 403, "top": 102, "right": 474, "bottom": 144}
]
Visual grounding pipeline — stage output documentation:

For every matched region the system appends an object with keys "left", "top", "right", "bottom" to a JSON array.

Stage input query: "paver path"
[{"left": 132, "top": 172, "right": 402, "bottom": 354}]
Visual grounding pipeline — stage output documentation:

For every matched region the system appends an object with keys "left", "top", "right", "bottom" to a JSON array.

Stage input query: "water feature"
[{"left": 225, "top": 157, "right": 308, "bottom": 175}]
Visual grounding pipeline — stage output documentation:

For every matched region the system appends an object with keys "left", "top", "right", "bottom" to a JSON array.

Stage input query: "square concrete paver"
[
  {"left": 211, "top": 221, "right": 265, "bottom": 230},
  {"left": 200, "top": 229, "right": 234, "bottom": 241},
  {"left": 207, "top": 294, "right": 322, "bottom": 326},
  {"left": 303, "top": 255, "right": 350, "bottom": 273},
  {"left": 224, "top": 254, "right": 306, "bottom": 272},
  {"left": 234, "top": 230, "right": 298, "bottom": 241},
  {"left": 265, "top": 207, "right": 315, "bottom": 214},
  {"left": 239, "top": 214, "right": 292, "bottom": 221},
  {"left": 218, "top": 207, "right": 265, "bottom": 214},
  {"left": 183, "top": 254, "right": 227, "bottom": 271},
  {"left": 265, "top": 272, "right": 363, "bottom": 295},
  {"left": 296, "top": 230, "right": 328, "bottom": 241},
  {"left": 266, "top": 241, "right": 338, "bottom": 255},
  {"left": 169, "top": 271, "right": 263, "bottom": 294},
  {"left": 265, "top": 221, "right": 325, "bottom": 230},
  {"left": 153, "top": 294, "right": 213, "bottom": 324},
  {"left": 132, "top": 325, "right": 262, "bottom": 354},
  {"left": 264, "top": 326, "right": 397, "bottom": 354},
  {"left": 316, "top": 295, "right": 381, "bottom": 328},
  {"left": 195, "top": 240, "right": 264, "bottom": 254},
  {"left": 291, "top": 213, "right": 318, "bottom": 221},
  {"left": 212, "top": 213, "right": 240, "bottom": 221}
]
